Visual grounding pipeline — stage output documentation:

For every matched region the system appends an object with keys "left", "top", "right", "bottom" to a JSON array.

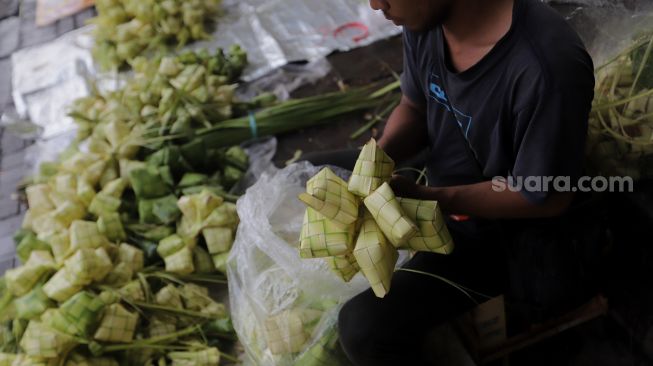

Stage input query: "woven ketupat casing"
[
  {"left": 52, "top": 201, "right": 86, "bottom": 228},
  {"left": 325, "top": 253, "right": 359, "bottom": 282},
  {"left": 46, "top": 230, "right": 71, "bottom": 265},
  {"left": 364, "top": 183, "right": 418, "bottom": 248},
  {"left": 89, "top": 193, "right": 122, "bottom": 217},
  {"left": 299, "top": 207, "right": 356, "bottom": 258},
  {"left": 0, "top": 353, "right": 18, "bottom": 366},
  {"left": 15, "top": 286, "right": 55, "bottom": 320},
  {"left": 57, "top": 292, "right": 105, "bottom": 337},
  {"left": 155, "top": 284, "right": 184, "bottom": 309},
  {"left": 202, "top": 226, "right": 233, "bottom": 254},
  {"left": 20, "top": 321, "right": 77, "bottom": 358},
  {"left": 298, "top": 167, "right": 359, "bottom": 227},
  {"left": 65, "top": 353, "right": 119, "bottom": 366},
  {"left": 264, "top": 310, "right": 309, "bottom": 355},
  {"left": 397, "top": 198, "right": 455, "bottom": 254},
  {"left": 6, "top": 251, "right": 56, "bottom": 297},
  {"left": 64, "top": 247, "right": 112, "bottom": 284},
  {"left": 164, "top": 246, "right": 195, "bottom": 274},
  {"left": 168, "top": 348, "right": 220, "bottom": 365},
  {"left": 69, "top": 220, "right": 108, "bottom": 252},
  {"left": 353, "top": 213, "right": 399, "bottom": 298},
  {"left": 118, "top": 243, "right": 145, "bottom": 272},
  {"left": 94, "top": 303, "right": 139, "bottom": 343},
  {"left": 97, "top": 212, "right": 127, "bottom": 242},
  {"left": 348, "top": 139, "right": 395, "bottom": 197},
  {"left": 148, "top": 317, "right": 176, "bottom": 338},
  {"left": 43, "top": 268, "right": 83, "bottom": 302}
]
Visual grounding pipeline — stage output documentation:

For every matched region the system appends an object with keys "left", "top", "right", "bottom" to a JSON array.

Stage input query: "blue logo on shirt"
[{"left": 428, "top": 73, "right": 473, "bottom": 138}]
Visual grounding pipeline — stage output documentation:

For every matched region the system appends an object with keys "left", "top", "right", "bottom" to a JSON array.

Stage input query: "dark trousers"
[{"left": 338, "top": 224, "right": 508, "bottom": 366}]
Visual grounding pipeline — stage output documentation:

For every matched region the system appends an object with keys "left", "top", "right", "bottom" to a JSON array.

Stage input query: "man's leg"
[{"left": 338, "top": 227, "right": 506, "bottom": 366}]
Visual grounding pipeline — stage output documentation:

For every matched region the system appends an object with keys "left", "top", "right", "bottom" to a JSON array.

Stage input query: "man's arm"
[
  {"left": 391, "top": 176, "right": 574, "bottom": 219},
  {"left": 378, "top": 95, "right": 429, "bottom": 164}
]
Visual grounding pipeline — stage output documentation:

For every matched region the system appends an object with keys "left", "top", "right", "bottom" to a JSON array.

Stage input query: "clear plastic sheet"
[
  {"left": 227, "top": 161, "right": 369, "bottom": 365},
  {"left": 10, "top": 0, "right": 400, "bottom": 140}
]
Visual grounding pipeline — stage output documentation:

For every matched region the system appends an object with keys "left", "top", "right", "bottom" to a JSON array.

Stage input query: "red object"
[
  {"left": 333, "top": 22, "right": 370, "bottom": 43},
  {"left": 449, "top": 214, "right": 471, "bottom": 222}
]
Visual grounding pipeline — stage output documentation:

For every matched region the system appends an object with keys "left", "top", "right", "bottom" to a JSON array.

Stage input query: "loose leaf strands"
[
  {"left": 325, "top": 254, "right": 360, "bottom": 283},
  {"left": 348, "top": 139, "right": 395, "bottom": 197},
  {"left": 353, "top": 212, "right": 399, "bottom": 298},
  {"left": 397, "top": 198, "right": 455, "bottom": 254},
  {"left": 363, "top": 183, "right": 418, "bottom": 248},
  {"left": 299, "top": 208, "right": 356, "bottom": 259},
  {"left": 196, "top": 82, "right": 401, "bottom": 149},
  {"left": 298, "top": 167, "right": 359, "bottom": 227}
]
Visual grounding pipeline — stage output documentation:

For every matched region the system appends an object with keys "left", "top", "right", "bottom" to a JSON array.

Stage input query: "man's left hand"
[{"left": 388, "top": 174, "right": 428, "bottom": 199}]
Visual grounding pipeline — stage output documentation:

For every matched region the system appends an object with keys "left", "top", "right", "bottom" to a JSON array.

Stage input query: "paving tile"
[
  {"left": 74, "top": 7, "right": 96, "bottom": 28},
  {"left": 0, "top": 196, "right": 18, "bottom": 219},
  {"left": 0, "top": 128, "right": 27, "bottom": 155},
  {"left": 19, "top": 0, "right": 58, "bottom": 49},
  {"left": 0, "top": 213, "right": 22, "bottom": 238},
  {"left": 0, "top": 58, "right": 11, "bottom": 113},
  {"left": 0, "top": 0, "right": 19, "bottom": 20},
  {"left": 0, "top": 149, "right": 25, "bottom": 171},
  {"left": 0, "top": 233, "right": 14, "bottom": 256},
  {"left": 55, "top": 15, "right": 75, "bottom": 35},
  {"left": 0, "top": 166, "right": 25, "bottom": 199},
  {"left": 0, "top": 16, "right": 20, "bottom": 58}
]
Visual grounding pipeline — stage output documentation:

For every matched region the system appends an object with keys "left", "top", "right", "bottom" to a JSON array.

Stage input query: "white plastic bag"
[{"left": 227, "top": 161, "right": 368, "bottom": 366}]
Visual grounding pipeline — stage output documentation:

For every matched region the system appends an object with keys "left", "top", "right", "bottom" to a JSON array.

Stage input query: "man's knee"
[{"left": 338, "top": 294, "right": 377, "bottom": 364}]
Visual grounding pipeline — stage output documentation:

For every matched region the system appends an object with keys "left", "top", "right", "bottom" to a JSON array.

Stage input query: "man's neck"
[{"left": 441, "top": 0, "right": 515, "bottom": 72}]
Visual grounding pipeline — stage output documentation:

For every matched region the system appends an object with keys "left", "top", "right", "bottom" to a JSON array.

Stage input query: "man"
[{"left": 332, "top": 0, "right": 596, "bottom": 365}]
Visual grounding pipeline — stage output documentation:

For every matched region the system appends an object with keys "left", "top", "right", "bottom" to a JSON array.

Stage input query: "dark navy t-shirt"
[{"left": 400, "top": 0, "right": 595, "bottom": 204}]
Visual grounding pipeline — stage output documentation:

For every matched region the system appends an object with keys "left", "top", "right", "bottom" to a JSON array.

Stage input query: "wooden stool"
[{"left": 455, "top": 294, "right": 609, "bottom": 365}]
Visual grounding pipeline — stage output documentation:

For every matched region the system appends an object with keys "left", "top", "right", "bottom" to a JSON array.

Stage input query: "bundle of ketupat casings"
[{"left": 298, "top": 139, "right": 455, "bottom": 298}]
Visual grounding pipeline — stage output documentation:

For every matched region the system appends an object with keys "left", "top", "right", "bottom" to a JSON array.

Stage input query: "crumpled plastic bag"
[{"left": 227, "top": 162, "right": 370, "bottom": 366}]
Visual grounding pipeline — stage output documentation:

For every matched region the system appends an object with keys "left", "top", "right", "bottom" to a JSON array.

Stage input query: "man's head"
[{"left": 369, "top": 0, "right": 452, "bottom": 32}]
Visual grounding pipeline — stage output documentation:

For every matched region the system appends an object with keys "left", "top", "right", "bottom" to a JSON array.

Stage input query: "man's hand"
[
  {"left": 388, "top": 175, "right": 427, "bottom": 199},
  {"left": 388, "top": 176, "right": 574, "bottom": 219}
]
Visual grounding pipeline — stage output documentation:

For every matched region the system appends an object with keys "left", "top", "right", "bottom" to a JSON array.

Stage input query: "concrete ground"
[{"left": 2, "top": 1, "right": 653, "bottom": 365}]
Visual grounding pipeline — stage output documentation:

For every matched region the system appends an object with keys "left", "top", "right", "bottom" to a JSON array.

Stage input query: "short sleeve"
[
  {"left": 400, "top": 31, "right": 426, "bottom": 105},
  {"left": 511, "top": 74, "right": 595, "bottom": 205}
]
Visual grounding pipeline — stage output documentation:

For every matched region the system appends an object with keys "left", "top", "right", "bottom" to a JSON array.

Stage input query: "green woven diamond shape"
[
  {"left": 299, "top": 208, "right": 356, "bottom": 259},
  {"left": 94, "top": 303, "right": 139, "bottom": 343},
  {"left": 397, "top": 198, "right": 455, "bottom": 254}
]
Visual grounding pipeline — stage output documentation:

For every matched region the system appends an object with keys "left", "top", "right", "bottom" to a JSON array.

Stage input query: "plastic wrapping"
[
  {"left": 11, "top": 0, "right": 400, "bottom": 140},
  {"left": 227, "top": 162, "right": 369, "bottom": 365}
]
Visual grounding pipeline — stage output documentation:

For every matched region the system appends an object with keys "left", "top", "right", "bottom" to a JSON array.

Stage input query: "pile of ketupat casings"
[
  {"left": 0, "top": 48, "right": 252, "bottom": 365},
  {"left": 587, "top": 29, "right": 653, "bottom": 180},
  {"left": 70, "top": 45, "right": 253, "bottom": 142},
  {"left": 91, "top": 0, "right": 222, "bottom": 70},
  {"left": 64, "top": 47, "right": 252, "bottom": 275},
  {"left": 297, "top": 139, "right": 455, "bottom": 298}
]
